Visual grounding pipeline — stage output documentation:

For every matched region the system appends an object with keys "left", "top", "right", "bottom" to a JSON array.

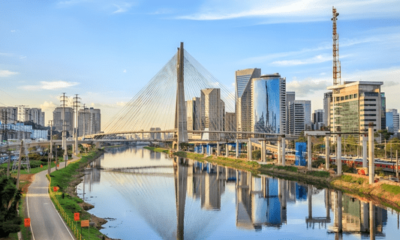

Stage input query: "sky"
[{"left": 1, "top": 0, "right": 400, "bottom": 128}]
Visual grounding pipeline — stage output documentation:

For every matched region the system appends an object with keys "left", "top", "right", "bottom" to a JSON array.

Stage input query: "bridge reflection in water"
[{"left": 78, "top": 147, "right": 396, "bottom": 240}]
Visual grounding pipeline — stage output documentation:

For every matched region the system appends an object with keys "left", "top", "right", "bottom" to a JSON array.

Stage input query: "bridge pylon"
[{"left": 175, "top": 42, "right": 188, "bottom": 150}]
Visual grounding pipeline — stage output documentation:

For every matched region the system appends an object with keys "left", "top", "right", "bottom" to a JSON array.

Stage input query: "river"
[{"left": 76, "top": 146, "right": 400, "bottom": 240}]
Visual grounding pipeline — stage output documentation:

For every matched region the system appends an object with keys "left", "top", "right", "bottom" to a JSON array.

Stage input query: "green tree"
[
  {"left": 378, "top": 129, "right": 392, "bottom": 141},
  {"left": 296, "top": 131, "right": 307, "bottom": 142},
  {"left": 0, "top": 177, "right": 22, "bottom": 238}
]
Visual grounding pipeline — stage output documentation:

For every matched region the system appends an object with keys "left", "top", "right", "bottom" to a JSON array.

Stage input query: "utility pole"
[
  {"left": 82, "top": 104, "right": 86, "bottom": 140},
  {"left": 48, "top": 120, "right": 53, "bottom": 176},
  {"left": 55, "top": 144, "right": 58, "bottom": 171},
  {"left": 2, "top": 110, "right": 10, "bottom": 178},
  {"left": 17, "top": 105, "right": 27, "bottom": 140},
  {"left": 385, "top": 139, "right": 387, "bottom": 159},
  {"left": 16, "top": 140, "right": 24, "bottom": 190},
  {"left": 73, "top": 94, "right": 80, "bottom": 156},
  {"left": 60, "top": 93, "right": 68, "bottom": 168}
]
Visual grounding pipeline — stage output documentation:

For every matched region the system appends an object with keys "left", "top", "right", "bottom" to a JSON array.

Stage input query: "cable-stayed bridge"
[{"left": 85, "top": 42, "right": 297, "bottom": 150}]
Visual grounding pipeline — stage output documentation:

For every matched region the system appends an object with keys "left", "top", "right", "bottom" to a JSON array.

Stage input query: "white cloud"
[
  {"left": 178, "top": 0, "right": 400, "bottom": 22},
  {"left": 123, "top": 69, "right": 127, "bottom": 73},
  {"left": 57, "top": 0, "right": 134, "bottom": 14},
  {"left": 112, "top": 3, "right": 132, "bottom": 14},
  {"left": 116, "top": 101, "right": 127, "bottom": 106},
  {"left": 287, "top": 66, "right": 400, "bottom": 111},
  {"left": 287, "top": 79, "right": 329, "bottom": 97},
  {"left": 40, "top": 101, "right": 57, "bottom": 111},
  {"left": 272, "top": 55, "right": 332, "bottom": 66},
  {"left": 21, "top": 81, "right": 79, "bottom": 90},
  {"left": 0, "top": 70, "right": 18, "bottom": 77},
  {"left": 10, "top": 30, "right": 16, "bottom": 33}
]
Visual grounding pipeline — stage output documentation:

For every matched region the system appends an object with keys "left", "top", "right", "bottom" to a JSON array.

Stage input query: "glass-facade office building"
[{"left": 251, "top": 74, "right": 286, "bottom": 134}]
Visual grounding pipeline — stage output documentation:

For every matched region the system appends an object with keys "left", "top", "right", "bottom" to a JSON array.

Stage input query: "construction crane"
[{"left": 332, "top": 7, "right": 341, "bottom": 86}]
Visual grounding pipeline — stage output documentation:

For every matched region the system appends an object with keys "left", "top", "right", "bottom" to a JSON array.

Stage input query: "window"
[
  {"left": 363, "top": 119, "right": 376, "bottom": 122},
  {"left": 341, "top": 97, "right": 344, "bottom": 101},
  {"left": 363, "top": 104, "right": 376, "bottom": 107},
  {"left": 349, "top": 95, "right": 353, "bottom": 99},
  {"left": 345, "top": 95, "right": 349, "bottom": 100},
  {"left": 361, "top": 109, "right": 376, "bottom": 112},
  {"left": 362, "top": 92, "right": 378, "bottom": 97},
  {"left": 354, "top": 94, "right": 357, "bottom": 98},
  {"left": 336, "top": 97, "right": 340, "bottom": 102},
  {"left": 364, "top": 99, "right": 376, "bottom": 102}
]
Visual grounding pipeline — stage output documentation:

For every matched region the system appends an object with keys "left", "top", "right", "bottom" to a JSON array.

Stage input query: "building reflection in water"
[{"left": 81, "top": 152, "right": 394, "bottom": 240}]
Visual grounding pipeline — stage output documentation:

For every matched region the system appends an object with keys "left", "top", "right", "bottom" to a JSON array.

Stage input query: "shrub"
[
  {"left": 0, "top": 176, "right": 22, "bottom": 238},
  {"left": 307, "top": 171, "right": 330, "bottom": 178},
  {"left": 381, "top": 184, "right": 400, "bottom": 195}
]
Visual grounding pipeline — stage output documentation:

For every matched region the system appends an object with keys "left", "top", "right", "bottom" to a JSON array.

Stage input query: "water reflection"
[{"left": 77, "top": 146, "right": 400, "bottom": 240}]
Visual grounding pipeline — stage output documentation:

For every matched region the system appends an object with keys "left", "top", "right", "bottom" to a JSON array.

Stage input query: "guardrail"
[{"left": 48, "top": 176, "right": 85, "bottom": 240}]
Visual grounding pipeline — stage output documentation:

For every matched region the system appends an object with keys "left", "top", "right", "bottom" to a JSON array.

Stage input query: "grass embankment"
[
  {"left": 48, "top": 149, "right": 107, "bottom": 240},
  {"left": 172, "top": 150, "right": 331, "bottom": 187},
  {"left": 144, "top": 146, "right": 170, "bottom": 154},
  {"left": 331, "top": 174, "right": 400, "bottom": 211}
]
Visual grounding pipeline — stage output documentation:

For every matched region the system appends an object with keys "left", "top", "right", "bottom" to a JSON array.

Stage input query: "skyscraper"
[
  {"left": 235, "top": 68, "right": 261, "bottom": 136},
  {"left": 289, "top": 101, "right": 305, "bottom": 135},
  {"left": 323, "top": 92, "right": 332, "bottom": 127},
  {"left": 201, "top": 88, "right": 225, "bottom": 140},
  {"left": 386, "top": 109, "right": 399, "bottom": 133},
  {"left": 251, "top": 74, "right": 286, "bottom": 135},
  {"left": 312, "top": 109, "right": 324, "bottom": 130},
  {"left": 53, "top": 107, "right": 74, "bottom": 136},
  {"left": 327, "top": 81, "right": 384, "bottom": 142},
  {"left": 186, "top": 97, "right": 201, "bottom": 139},
  {"left": 77, "top": 107, "right": 101, "bottom": 137},
  {"left": 225, "top": 112, "right": 236, "bottom": 139},
  {"left": 24, "top": 108, "right": 45, "bottom": 126},
  {"left": 286, "top": 91, "right": 295, "bottom": 134},
  {"left": 294, "top": 100, "right": 312, "bottom": 130}
]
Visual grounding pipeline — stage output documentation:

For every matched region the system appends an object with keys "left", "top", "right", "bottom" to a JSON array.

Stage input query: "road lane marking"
[{"left": 26, "top": 190, "right": 36, "bottom": 240}]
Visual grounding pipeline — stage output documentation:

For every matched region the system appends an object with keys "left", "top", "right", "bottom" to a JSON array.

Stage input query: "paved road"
[{"left": 27, "top": 157, "right": 79, "bottom": 240}]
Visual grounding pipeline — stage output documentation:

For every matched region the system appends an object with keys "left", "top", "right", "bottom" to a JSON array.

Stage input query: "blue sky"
[{"left": 1, "top": 0, "right": 400, "bottom": 126}]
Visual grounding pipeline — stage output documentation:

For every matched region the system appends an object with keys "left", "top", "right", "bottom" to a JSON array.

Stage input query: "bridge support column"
[
  {"left": 236, "top": 140, "right": 239, "bottom": 158},
  {"left": 337, "top": 191, "right": 342, "bottom": 232},
  {"left": 225, "top": 143, "right": 229, "bottom": 157},
  {"left": 277, "top": 139, "right": 282, "bottom": 165},
  {"left": 247, "top": 138, "right": 251, "bottom": 161},
  {"left": 307, "top": 135, "right": 312, "bottom": 170},
  {"left": 217, "top": 142, "right": 220, "bottom": 156},
  {"left": 325, "top": 136, "right": 330, "bottom": 170},
  {"left": 308, "top": 185, "right": 312, "bottom": 219},
  {"left": 369, "top": 201, "right": 375, "bottom": 239},
  {"left": 363, "top": 134, "right": 368, "bottom": 168},
  {"left": 261, "top": 140, "right": 266, "bottom": 162},
  {"left": 208, "top": 145, "right": 212, "bottom": 157},
  {"left": 281, "top": 136, "right": 286, "bottom": 166},
  {"left": 336, "top": 134, "right": 342, "bottom": 176},
  {"left": 368, "top": 125, "right": 375, "bottom": 184}
]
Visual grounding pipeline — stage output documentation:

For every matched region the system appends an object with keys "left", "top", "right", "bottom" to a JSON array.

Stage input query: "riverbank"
[
  {"left": 173, "top": 151, "right": 332, "bottom": 187},
  {"left": 331, "top": 174, "right": 400, "bottom": 211},
  {"left": 48, "top": 148, "right": 109, "bottom": 240},
  {"left": 149, "top": 147, "right": 400, "bottom": 211}
]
